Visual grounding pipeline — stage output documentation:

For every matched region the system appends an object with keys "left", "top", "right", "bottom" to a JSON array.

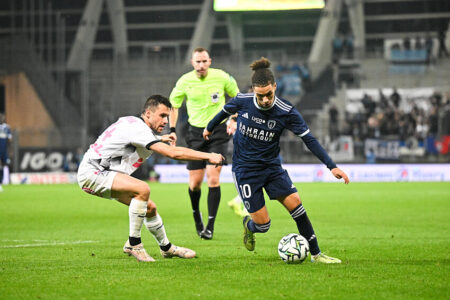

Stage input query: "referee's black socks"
[
  {"left": 290, "top": 204, "right": 321, "bottom": 256},
  {"left": 188, "top": 188, "right": 201, "bottom": 213},
  {"left": 206, "top": 186, "right": 221, "bottom": 232}
]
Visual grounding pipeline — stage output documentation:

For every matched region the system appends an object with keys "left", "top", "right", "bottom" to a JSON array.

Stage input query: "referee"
[{"left": 169, "top": 47, "right": 239, "bottom": 239}]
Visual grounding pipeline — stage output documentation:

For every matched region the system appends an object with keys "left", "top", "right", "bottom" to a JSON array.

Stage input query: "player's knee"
[
  {"left": 206, "top": 170, "right": 221, "bottom": 186},
  {"left": 136, "top": 183, "right": 150, "bottom": 200},
  {"left": 255, "top": 220, "right": 271, "bottom": 233},
  {"left": 207, "top": 177, "right": 220, "bottom": 186},
  {"left": 189, "top": 180, "right": 202, "bottom": 190}
]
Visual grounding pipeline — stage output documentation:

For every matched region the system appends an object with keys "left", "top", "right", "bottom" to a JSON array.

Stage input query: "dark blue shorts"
[
  {"left": 0, "top": 150, "right": 8, "bottom": 165},
  {"left": 232, "top": 165, "right": 297, "bottom": 213}
]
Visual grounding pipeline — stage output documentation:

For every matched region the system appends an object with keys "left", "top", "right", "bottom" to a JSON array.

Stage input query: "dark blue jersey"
[
  {"left": 207, "top": 93, "right": 337, "bottom": 171},
  {"left": 0, "top": 123, "right": 11, "bottom": 153}
]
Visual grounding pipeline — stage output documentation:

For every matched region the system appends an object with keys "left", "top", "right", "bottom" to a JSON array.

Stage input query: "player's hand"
[
  {"left": 160, "top": 134, "right": 176, "bottom": 145},
  {"left": 203, "top": 129, "right": 212, "bottom": 140},
  {"left": 331, "top": 168, "right": 350, "bottom": 184},
  {"left": 168, "top": 132, "right": 177, "bottom": 146},
  {"left": 208, "top": 153, "right": 225, "bottom": 166},
  {"left": 227, "top": 118, "right": 237, "bottom": 135}
]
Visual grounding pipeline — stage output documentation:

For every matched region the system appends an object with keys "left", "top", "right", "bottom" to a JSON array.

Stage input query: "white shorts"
[{"left": 77, "top": 158, "right": 118, "bottom": 199}]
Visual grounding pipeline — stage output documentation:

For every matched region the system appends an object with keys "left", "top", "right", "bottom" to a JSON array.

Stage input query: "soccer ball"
[{"left": 278, "top": 233, "right": 310, "bottom": 264}]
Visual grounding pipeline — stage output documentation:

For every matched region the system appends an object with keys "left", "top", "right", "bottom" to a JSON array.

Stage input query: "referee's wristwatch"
[{"left": 170, "top": 127, "right": 176, "bottom": 133}]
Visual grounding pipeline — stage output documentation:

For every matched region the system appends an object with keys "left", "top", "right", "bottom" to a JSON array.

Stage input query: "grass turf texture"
[{"left": 0, "top": 182, "right": 449, "bottom": 299}]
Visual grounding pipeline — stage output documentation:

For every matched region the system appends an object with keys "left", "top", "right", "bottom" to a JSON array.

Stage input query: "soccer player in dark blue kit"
[
  {"left": 203, "top": 57, "right": 349, "bottom": 263},
  {"left": 0, "top": 113, "right": 12, "bottom": 192}
]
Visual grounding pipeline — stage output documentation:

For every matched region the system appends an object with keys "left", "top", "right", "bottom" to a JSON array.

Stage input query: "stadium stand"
[{"left": 0, "top": 0, "right": 449, "bottom": 170}]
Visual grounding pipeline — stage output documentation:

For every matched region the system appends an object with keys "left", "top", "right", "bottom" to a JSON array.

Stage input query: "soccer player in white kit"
[{"left": 77, "top": 95, "right": 224, "bottom": 262}]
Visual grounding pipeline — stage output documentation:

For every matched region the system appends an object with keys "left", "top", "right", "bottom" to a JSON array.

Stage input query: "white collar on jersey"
[{"left": 253, "top": 94, "right": 278, "bottom": 111}]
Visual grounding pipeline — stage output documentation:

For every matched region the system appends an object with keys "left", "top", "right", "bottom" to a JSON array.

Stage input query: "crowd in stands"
[
  {"left": 388, "top": 27, "right": 448, "bottom": 74},
  {"left": 274, "top": 62, "right": 311, "bottom": 103},
  {"left": 332, "top": 32, "right": 354, "bottom": 62},
  {"left": 340, "top": 88, "right": 449, "bottom": 157}
]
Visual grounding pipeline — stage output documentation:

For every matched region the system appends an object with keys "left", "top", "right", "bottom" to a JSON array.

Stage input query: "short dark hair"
[
  {"left": 192, "top": 47, "right": 210, "bottom": 57},
  {"left": 249, "top": 57, "right": 275, "bottom": 87},
  {"left": 143, "top": 95, "right": 172, "bottom": 113}
]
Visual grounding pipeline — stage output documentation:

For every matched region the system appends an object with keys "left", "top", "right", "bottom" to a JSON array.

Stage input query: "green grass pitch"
[{"left": 0, "top": 182, "right": 449, "bottom": 299}]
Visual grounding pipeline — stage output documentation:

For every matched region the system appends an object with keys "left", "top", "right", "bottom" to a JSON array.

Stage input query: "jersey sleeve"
[
  {"left": 206, "top": 96, "right": 240, "bottom": 132},
  {"left": 301, "top": 132, "right": 337, "bottom": 170},
  {"left": 285, "top": 108, "right": 310, "bottom": 137},
  {"left": 223, "top": 95, "right": 241, "bottom": 115},
  {"left": 224, "top": 72, "right": 239, "bottom": 98},
  {"left": 169, "top": 77, "right": 186, "bottom": 109}
]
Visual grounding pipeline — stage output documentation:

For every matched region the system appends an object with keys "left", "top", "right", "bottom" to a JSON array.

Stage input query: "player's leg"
[
  {"left": 112, "top": 174, "right": 195, "bottom": 259},
  {"left": 202, "top": 124, "right": 231, "bottom": 239},
  {"left": 188, "top": 167, "right": 206, "bottom": 236},
  {"left": 186, "top": 125, "right": 209, "bottom": 236},
  {"left": 228, "top": 194, "right": 249, "bottom": 217},
  {"left": 233, "top": 170, "right": 268, "bottom": 251},
  {"left": 141, "top": 200, "right": 196, "bottom": 259},
  {"left": 201, "top": 164, "right": 222, "bottom": 239},
  {"left": 243, "top": 205, "right": 271, "bottom": 251},
  {"left": 278, "top": 193, "right": 341, "bottom": 264},
  {"left": 277, "top": 193, "right": 320, "bottom": 255},
  {"left": 111, "top": 173, "right": 155, "bottom": 262},
  {"left": 0, "top": 160, "right": 4, "bottom": 191}
]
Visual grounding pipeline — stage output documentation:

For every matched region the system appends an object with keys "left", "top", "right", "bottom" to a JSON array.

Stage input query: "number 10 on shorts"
[{"left": 239, "top": 184, "right": 252, "bottom": 198}]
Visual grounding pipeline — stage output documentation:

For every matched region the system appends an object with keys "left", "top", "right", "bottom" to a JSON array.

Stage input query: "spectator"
[
  {"left": 378, "top": 89, "right": 389, "bottom": 110},
  {"left": 299, "top": 63, "right": 311, "bottom": 91},
  {"left": 344, "top": 32, "right": 354, "bottom": 58},
  {"left": 390, "top": 88, "right": 401, "bottom": 108},
  {"left": 328, "top": 104, "right": 339, "bottom": 140},
  {"left": 438, "top": 26, "right": 449, "bottom": 58},
  {"left": 366, "top": 148, "right": 376, "bottom": 164},
  {"left": 425, "top": 34, "right": 434, "bottom": 64},
  {"left": 361, "top": 93, "right": 376, "bottom": 117},
  {"left": 403, "top": 37, "right": 411, "bottom": 51},
  {"left": 414, "top": 36, "right": 424, "bottom": 50},
  {"left": 332, "top": 33, "right": 344, "bottom": 62}
]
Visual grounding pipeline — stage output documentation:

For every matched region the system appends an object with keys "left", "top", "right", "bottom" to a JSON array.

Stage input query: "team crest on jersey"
[
  {"left": 210, "top": 92, "right": 219, "bottom": 103},
  {"left": 268, "top": 120, "right": 277, "bottom": 129}
]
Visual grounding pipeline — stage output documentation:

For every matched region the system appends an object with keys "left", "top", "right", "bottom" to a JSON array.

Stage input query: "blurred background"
[{"left": 0, "top": 0, "right": 449, "bottom": 181}]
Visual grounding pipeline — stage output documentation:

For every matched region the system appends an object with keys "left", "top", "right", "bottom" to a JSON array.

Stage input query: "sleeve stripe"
[
  {"left": 222, "top": 108, "right": 233, "bottom": 115},
  {"left": 298, "top": 129, "right": 310, "bottom": 137},
  {"left": 275, "top": 98, "right": 292, "bottom": 110},
  {"left": 145, "top": 140, "right": 162, "bottom": 150}
]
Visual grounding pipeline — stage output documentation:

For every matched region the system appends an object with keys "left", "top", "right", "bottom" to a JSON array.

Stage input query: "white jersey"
[{"left": 83, "top": 116, "right": 160, "bottom": 175}]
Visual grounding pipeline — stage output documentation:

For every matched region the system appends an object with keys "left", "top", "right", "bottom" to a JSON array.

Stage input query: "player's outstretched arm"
[
  {"left": 204, "top": 109, "right": 232, "bottom": 140},
  {"left": 331, "top": 168, "right": 350, "bottom": 184},
  {"left": 150, "top": 142, "right": 224, "bottom": 165},
  {"left": 159, "top": 134, "right": 176, "bottom": 145}
]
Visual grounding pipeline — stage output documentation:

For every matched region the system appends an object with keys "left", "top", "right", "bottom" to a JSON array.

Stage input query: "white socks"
[
  {"left": 129, "top": 199, "right": 170, "bottom": 247},
  {"left": 144, "top": 214, "right": 170, "bottom": 247},
  {"left": 128, "top": 199, "right": 147, "bottom": 238}
]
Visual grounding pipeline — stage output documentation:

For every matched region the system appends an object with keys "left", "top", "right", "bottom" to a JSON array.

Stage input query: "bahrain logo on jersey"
[{"left": 238, "top": 123, "right": 275, "bottom": 142}]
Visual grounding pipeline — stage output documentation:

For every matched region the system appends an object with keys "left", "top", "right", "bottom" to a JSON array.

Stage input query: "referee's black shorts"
[{"left": 185, "top": 122, "right": 230, "bottom": 170}]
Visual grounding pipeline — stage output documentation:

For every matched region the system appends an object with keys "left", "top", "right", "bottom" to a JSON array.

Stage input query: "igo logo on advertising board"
[{"left": 19, "top": 149, "right": 77, "bottom": 172}]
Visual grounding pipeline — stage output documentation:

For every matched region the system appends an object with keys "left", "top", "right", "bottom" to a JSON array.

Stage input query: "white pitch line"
[{"left": 0, "top": 240, "right": 98, "bottom": 248}]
